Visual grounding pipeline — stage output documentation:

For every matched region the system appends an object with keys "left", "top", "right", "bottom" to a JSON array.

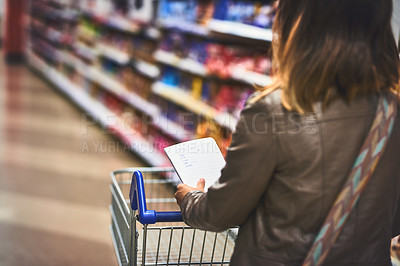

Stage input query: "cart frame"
[{"left": 110, "top": 167, "right": 236, "bottom": 266}]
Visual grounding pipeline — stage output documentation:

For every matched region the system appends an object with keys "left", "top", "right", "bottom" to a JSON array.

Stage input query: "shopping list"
[{"left": 164, "top": 138, "right": 226, "bottom": 192}]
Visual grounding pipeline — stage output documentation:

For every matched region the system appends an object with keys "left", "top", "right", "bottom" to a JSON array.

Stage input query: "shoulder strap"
[{"left": 302, "top": 95, "right": 398, "bottom": 266}]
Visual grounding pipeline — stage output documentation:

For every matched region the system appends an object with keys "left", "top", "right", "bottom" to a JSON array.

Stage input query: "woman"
[{"left": 175, "top": 0, "right": 400, "bottom": 265}]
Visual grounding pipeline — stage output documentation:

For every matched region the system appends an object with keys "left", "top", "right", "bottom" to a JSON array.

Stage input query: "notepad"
[{"left": 164, "top": 137, "right": 226, "bottom": 192}]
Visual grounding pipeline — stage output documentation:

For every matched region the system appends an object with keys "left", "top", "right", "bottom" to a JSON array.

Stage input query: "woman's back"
[
  {"left": 227, "top": 90, "right": 400, "bottom": 265},
  {"left": 176, "top": 0, "right": 400, "bottom": 265}
]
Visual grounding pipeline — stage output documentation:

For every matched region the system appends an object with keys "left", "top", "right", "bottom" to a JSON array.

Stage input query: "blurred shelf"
[
  {"left": 158, "top": 19, "right": 210, "bottom": 36},
  {"left": 31, "top": 39, "right": 63, "bottom": 63},
  {"left": 58, "top": 51, "right": 189, "bottom": 141},
  {"left": 154, "top": 49, "right": 271, "bottom": 86},
  {"left": 107, "top": 15, "right": 141, "bottom": 34},
  {"left": 31, "top": 25, "right": 70, "bottom": 47},
  {"left": 158, "top": 18, "right": 273, "bottom": 42},
  {"left": 88, "top": 68, "right": 160, "bottom": 117},
  {"left": 131, "top": 59, "right": 160, "bottom": 79},
  {"left": 59, "top": 9, "right": 80, "bottom": 22},
  {"left": 32, "top": 2, "right": 79, "bottom": 22},
  {"left": 88, "top": 69, "right": 191, "bottom": 141},
  {"left": 28, "top": 51, "right": 170, "bottom": 167},
  {"left": 48, "top": 0, "right": 75, "bottom": 8},
  {"left": 84, "top": 10, "right": 160, "bottom": 40},
  {"left": 97, "top": 43, "right": 130, "bottom": 65},
  {"left": 154, "top": 50, "right": 207, "bottom": 77},
  {"left": 145, "top": 27, "right": 162, "bottom": 40},
  {"left": 74, "top": 42, "right": 99, "bottom": 62},
  {"left": 230, "top": 68, "right": 272, "bottom": 87},
  {"left": 152, "top": 82, "right": 238, "bottom": 131},
  {"left": 47, "top": 28, "right": 64, "bottom": 43},
  {"left": 58, "top": 51, "right": 158, "bottom": 117},
  {"left": 208, "top": 19, "right": 273, "bottom": 42},
  {"left": 153, "top": 115, "right": 196, "bottom": 142}
]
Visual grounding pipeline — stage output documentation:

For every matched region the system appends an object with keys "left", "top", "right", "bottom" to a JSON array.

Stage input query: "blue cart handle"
[{"left": 129, "top": 170, "right": 183, "bottom": 224}]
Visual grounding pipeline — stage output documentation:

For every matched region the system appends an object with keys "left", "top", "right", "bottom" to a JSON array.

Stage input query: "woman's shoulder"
[{"left": 244, "top": 89, "right": 284, "bottom": 115}]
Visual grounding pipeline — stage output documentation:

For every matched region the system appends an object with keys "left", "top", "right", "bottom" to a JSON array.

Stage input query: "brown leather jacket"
[{"left": 180, "top": 90, "right": 400, "bottom": 266}]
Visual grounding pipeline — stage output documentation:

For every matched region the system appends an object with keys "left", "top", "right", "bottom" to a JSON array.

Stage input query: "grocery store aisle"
[{"left": 0, "top": 55, "right": 145, "bottom": 265}]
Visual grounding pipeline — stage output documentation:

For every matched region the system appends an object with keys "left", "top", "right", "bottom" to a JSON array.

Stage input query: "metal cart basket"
[{"left": 110, "top": 167, "right": 237, "bottom": 266}]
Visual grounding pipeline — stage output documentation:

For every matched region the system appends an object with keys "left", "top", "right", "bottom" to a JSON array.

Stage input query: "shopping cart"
[{"left": 110, "top": 167, "right": 237, "bottom": 266}]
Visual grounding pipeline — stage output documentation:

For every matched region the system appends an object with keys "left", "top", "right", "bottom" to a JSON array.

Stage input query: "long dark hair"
[{"left": 256, "top": 0, "right": 400, "bottom": 113}]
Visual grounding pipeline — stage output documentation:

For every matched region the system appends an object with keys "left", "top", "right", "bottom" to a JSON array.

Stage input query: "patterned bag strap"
[{"left": 302, "top": 95, "right": 398, "bottom": 266}]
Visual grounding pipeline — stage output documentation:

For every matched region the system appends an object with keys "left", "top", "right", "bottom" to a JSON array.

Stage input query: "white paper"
[{"left": 164, "top": 138, "right": 226, "bottom": 192}]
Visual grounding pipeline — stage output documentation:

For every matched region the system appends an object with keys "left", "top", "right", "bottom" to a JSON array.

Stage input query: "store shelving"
[
  {"left": 88, "top": 67, "right": 160, "bottom": 116},
  {"left": 28, "top": 51, "right": 170, "bottom": 166},
  {"left": 158, "top": 18, "right": 273, "bottom": 43},
  {"left": 58, "top": 50, "right": 192, "bottom": 142},
  {"left": 59, "top": 50, "right": 159, "bottom": 117},
  {"left": 83, "top": 10, "right": 160, "bottom": 40},
  {"left": 106, "top": 15, "right": 141, "bottom": 34},
  {"left": 131, "top": 59, "right": 160, "bottom": 79},
  {"left": 154, "top": 49, "right": 271, "bottom": 86},
  {"left": 208, "top": 19, "right": 273, "bottom": 42},
  {"left": 74, "top": 42, "right": 99, "bottom": 62},
  {"left": 231, "top": 68, "right": 272, "bottom": 87},
  {"left": 158, "top": 19, "right": 210, "bottom": 37},
  {"left": 154, "top": 49, "right": 208, "bottom": 77},
  {"left": 28, "top": 0, "right": 275, "bottom": 162},
  {"left": 152, "top": 82, "right": 238, "bottom": 131},
  {"left": 97, "top": 43, "right": 130, "bottom": 65}
]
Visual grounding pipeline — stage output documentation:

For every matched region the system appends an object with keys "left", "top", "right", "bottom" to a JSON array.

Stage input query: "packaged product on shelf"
[
  {"left": 101, "top": 29, "right": 132, "bottom": 57},
  {"left": 152, "top": 94, "right": 198, "bottom": 134},
  {"left": 206, "top": 43, "right": 271, "bottom": 78},
  {"left": 123, "top": 106, "right": 148, "bottom": 136},
  {"left": 71, "top": 67, "right": 84, "bottom": 85},
  {"left": 164, "top": 31, "right": 188, "bottom": 57},
  {"left": 205, "top": 43, "right": 227, "bottom": 77},
  {"left": 148, "top": 126, "right": 176, "bottom": 154},
  {"left": 181, "top": 111, "right": 199, "bottom": 133},
  {"left": 104, "top": 93, "right": 124, "bottom": 116},
  {"left": 160, "top": 66, "right": 180, "bottom": 86},
  {"left": 81, "top": 77, "right": 92, "bottom": 94},
  {"left": 165, "top": 101, "right": 178, "bottom": 123},
  {"left": 120, "top": 66, "right": 134, "bottom": 89},
  {"left": 187, "top": 40, "right": 209, "bottom": 64},
  {"left": 213, "top": 0, "right": 277, "bottom": 29},
  {"left": 77, "top": 19, "right": 98, "bottom": 45},
  {"left": 150, "top": 94, "right": 168, "bottom": 113},
  {"left": 195, "top": 118, "right": 231, "bottom": 156},
  {"left": 253, "top": 53, "right": 272, "bottom": 75},
  {"left": 131, "top": 71, "right": 153, "bottom": 99},
  {"left": 201, "top": 80, "right": 212, "bottom": 102},
  {"left": 191, "top": 77, "right": 203, "bottom": 99},
  {"left": 213, "top": 84, "right": 253, "bottom": 118},
  {"left": 61, "top": 63, "right": 74, "bottom": 80},
  {"left": 174, "top": 104, "right": 197, "bottom": 132},
  {"left": 101, "top": 58, "right": 120, "bottom": 76},
  {"left": 158, "top": 0, "right": 197, "bottom": 22},
  {"left": 132, "top": 37, "right": 158, "bottom": 62},
  {"left": 196, "top": 0, "right": 215, "bottom": 25},
  {"left": 91, "top": 84, "right": 106, "bottom": 105},
  {"left": 128, "top": 0, "right": 154, "bottom": 24},
  {"left": 179, "top": 72, "right": 194, "bottom": 93},
  {"left": 27, "top": 0, "right": 274, "bottom": 166},
  {"left": 113, "top": 0, "right": 130, "bottom": 15}
]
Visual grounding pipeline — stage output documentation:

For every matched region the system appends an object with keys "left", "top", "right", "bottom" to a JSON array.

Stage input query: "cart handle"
[{"left": 129, "top": 170, "right": 183, "bottom": 224}]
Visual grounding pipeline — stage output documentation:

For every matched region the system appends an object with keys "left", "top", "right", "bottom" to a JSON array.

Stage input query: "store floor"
[{"left": 0, "top": 54, "right": 145, "bottom": 265}]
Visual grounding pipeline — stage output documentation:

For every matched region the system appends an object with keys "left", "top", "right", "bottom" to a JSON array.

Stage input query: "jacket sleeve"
[{"left": 180, "top": 95, "right": 278, "bottom": 232}]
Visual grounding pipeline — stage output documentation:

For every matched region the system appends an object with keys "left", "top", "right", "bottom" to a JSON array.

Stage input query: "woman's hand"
[{"left": 175, "top": 178, "right": 205, "bottom": 206}]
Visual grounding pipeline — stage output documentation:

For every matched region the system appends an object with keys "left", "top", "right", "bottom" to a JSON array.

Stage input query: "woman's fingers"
[
  {"left": 196, "top": 178, "right": 205, "bottom": 192},
  {"left": 175, "top": 179, "right": 206, "bottom": 206}
]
